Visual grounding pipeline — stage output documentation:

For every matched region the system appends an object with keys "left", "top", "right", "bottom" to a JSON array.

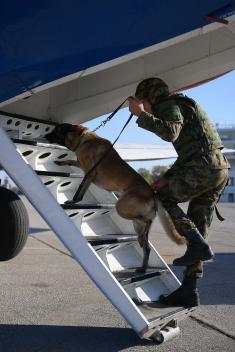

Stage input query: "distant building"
[{"left": 217, "top": 125, "right": 235, "bottom": 202}]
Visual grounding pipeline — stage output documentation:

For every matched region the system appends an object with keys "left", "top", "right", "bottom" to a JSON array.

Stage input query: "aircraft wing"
[
  {"left": 115, "top": 143, "right": 177, "bottom": 161},
  {"left": 115, "top": 144, "right": 235, "bottom": 162},
  {"left": 0, "top": 1, "right": 235, "bottom": 123}
]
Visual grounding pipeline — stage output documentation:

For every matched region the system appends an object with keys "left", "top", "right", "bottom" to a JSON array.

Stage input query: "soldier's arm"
[{"left": 136, "top": 100, "right": 183, "bottom": 142}]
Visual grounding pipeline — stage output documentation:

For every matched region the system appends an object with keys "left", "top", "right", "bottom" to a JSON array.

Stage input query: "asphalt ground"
[{"left": 0, "top": 197, "right": 234, "bottom": 352}]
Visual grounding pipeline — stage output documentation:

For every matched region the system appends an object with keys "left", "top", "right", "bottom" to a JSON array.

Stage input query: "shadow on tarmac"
[
  {"left": 0, "top": 255, "right": 234, "bottom": 351},
  {"left": 0, "top": 324, "right": 154, "bottom": 352}
]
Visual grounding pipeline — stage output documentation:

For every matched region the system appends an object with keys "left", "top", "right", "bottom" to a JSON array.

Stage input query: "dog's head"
[{"left": 45, "top": 123, "right": 88, "bottom": 150}]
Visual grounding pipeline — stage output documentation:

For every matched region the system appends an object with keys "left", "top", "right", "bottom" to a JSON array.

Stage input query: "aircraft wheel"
[{"left": 0, "top": 187, "right": 29, "bottom": 261}]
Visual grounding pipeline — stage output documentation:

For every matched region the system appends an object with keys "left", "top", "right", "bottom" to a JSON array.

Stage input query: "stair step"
[
  {"left": 137, "top": 301, "right": 188, "bottom": 323},
  {"left": 0, "top": 110, "right": 58, "bottom": 126},
  {"left": 61, "top": 203, "right": 115, "bottom": 210},
  {"left": 114, "top": 268, "right": 167, "bottom": 286},
  {"left": 13, "top": 138, "right": 68, "bottom": 151},
  {"left": 36, "top": 170, "right": 83, "bottom": 178},
  {"left": 87, "top": 234, "right": 137, "bottom": 246}
]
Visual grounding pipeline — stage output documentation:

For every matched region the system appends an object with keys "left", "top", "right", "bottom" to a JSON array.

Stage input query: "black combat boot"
[
  {"left": 159, "top": 276, "right": 199, "bottom": 308},
  {"left": 173, "top": 228, "right": 214, "bottom": 267}
]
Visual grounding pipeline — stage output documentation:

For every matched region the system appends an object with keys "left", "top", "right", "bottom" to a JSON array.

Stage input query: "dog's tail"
[{"left": 157, "top": 199, "right": 186, "bottom": 245}]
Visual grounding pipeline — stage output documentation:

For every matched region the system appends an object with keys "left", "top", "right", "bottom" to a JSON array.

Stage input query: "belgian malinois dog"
[{"left": 46, "top": 124, "right": 184, "bottom": 272}]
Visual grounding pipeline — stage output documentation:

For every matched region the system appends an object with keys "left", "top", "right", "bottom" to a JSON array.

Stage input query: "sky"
[{"left": 84, "top": 70, "right": 235, "bottom": 170}]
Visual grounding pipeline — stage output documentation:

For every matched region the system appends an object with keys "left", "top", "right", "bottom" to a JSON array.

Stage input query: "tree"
[
  {"left": 137, "top": 168, "right": 153, "bottom": 184},
  {"left": 151, "top": 165, "right": 169, "bottom": 181}
]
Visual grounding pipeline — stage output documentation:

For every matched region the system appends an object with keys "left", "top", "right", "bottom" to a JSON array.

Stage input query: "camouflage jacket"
[{"left": 136, "top": 94, "right": 230, "bottom": 170}]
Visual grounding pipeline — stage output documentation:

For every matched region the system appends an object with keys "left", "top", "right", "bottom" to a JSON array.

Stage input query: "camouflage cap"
[{"left": 135, "top": 77, "right": 169, "bottom": 100}]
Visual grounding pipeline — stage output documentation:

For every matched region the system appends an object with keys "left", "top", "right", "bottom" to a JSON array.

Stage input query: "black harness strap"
[
  {"left": 214, "top": 174, "right": 230, "bottom": 222},
  {"left": 215, "top": 205, "right": 225, "bottom": 221},
  {"left": 72, "top": 100, "right": 133, "bottom": 202}
]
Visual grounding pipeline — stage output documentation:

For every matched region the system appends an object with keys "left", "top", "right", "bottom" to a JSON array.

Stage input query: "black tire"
[{"left": 0, "top": 187, "right": 29, "bottom": 261}]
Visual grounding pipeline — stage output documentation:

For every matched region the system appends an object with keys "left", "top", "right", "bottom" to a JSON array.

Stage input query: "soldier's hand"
[
  {"left": 152, "top": 178, "right": 168, "bottom": 192},
  {"left": 128, "top": 96, "right": 145, "bottom": 117}
]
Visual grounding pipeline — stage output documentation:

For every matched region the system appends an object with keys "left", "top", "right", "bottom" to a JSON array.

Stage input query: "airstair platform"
[{"left": 0, "top": 112, "right": 195, "bottom": 343}]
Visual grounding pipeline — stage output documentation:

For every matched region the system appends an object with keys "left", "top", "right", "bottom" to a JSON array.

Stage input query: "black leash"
[
  {"left": 92, "top": 99, "right": 129, "bottom": 133},
  {"left": 72, "top": 100, "right": 133, "bottom": 202}
]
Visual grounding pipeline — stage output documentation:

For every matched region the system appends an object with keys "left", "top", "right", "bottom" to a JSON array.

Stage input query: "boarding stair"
[{"left": 0, "top": 111, "right": 195, "bottom": 343}]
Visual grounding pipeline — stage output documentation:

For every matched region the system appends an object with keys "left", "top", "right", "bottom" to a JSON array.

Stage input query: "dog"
[{"left": 45, "top": 123, "right": 185, "bottom": 272}]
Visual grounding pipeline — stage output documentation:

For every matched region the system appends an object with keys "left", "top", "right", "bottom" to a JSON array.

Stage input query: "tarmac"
[{"left": 0, "top": 197, "right": 235, "bottom": 352}]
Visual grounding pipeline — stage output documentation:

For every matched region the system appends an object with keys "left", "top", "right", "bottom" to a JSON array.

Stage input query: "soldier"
[{"left": 128, "top": 77, "right": 230, "bottom": 307}]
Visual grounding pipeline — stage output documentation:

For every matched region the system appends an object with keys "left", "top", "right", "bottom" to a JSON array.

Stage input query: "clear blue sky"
[{"left": 84, "top": 70, "right": 235, "bottom": 169}]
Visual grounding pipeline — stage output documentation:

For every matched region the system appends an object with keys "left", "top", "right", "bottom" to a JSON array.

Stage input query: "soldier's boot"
[
  {"left": 173, "top": 228, "right": 214, "bottom": 267},
  {"left": 159, "top": 276, "right": 199, "bottom": 308}
]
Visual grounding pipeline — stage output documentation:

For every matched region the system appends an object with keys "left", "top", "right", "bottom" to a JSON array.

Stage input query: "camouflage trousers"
[{"left": 158, "top": 164, "right": 229, "bottom": 278}]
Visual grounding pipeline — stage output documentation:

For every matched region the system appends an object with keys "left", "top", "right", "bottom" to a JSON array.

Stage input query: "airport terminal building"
[{"left": 218, "top": 125, "right": 235, "bottom": 202}]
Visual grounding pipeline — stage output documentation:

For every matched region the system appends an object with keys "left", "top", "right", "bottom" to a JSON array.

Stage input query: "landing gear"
[{"left": 0, "top": 187, "right": 29, "bottom": 261}]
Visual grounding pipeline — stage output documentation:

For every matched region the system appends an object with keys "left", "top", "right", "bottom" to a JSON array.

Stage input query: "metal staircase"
[{"left": 0, "top": 111, "right": 194, "bottom": 343}]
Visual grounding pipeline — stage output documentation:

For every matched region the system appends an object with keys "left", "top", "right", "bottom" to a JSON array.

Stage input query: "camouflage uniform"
[{"left": 135, "top": 78, "right": 230, "bottom": 278}]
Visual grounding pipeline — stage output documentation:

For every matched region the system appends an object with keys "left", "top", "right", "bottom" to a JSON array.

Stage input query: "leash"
[
  {"left": 72, "top": 100, "right": 133, "bottom": 202},
  {"left": 92, "top": 99, "right": 129, "bottom": 133}
]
